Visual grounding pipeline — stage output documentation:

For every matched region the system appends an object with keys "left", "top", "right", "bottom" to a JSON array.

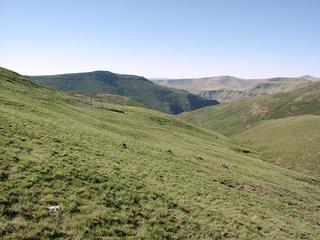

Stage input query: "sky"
[{"left": 0, "top": 0, "right": 319, "bottom": 78}]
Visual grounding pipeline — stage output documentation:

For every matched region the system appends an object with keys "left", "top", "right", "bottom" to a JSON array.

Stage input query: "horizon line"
[{"left": 1, "top": 65, "right": 319, "bottom": 80}]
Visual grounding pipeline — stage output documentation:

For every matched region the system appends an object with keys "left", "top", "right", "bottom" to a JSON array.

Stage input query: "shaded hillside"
[
  {"left": 155, "top": 76, "right": 319, "bottom": 102},
  {"left": 199, "top": 89, "right": 245, "bottom": 102},
  {"left": 182, "top": 82, "right": 320, "bottom": 173},
  {"left": 1, "top": 67, "right": 320, "bottom": 239},
  {"left": 27, "top": 71, "right": 218, "bottom": 114}
]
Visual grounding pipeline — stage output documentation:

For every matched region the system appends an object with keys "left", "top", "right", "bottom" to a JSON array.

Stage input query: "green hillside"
[
  {"left": 27, "top": 71, "right": 218, "bottom": 114},
  {"left": 235, "top": 115, "right": 320, "bottom": 172},
  {"left": 68, "top": 92, "right": 144, "bottom": 107},
  {"left": 182, "top": 82, "right": 320, "bottom": 173},
  {"left": 182, "top": 81, "right": 320, "bottom": 135},
  {"left": 1, "top": 67, "right": 320, "bottom": 239}
]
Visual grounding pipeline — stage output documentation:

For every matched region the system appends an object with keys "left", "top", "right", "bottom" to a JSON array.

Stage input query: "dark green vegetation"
[
  {"left": 154, "top": 75, "right": 319, "bottom": 102},
  {"left": 27, "top": 71, "right": 218, "bottom": 114},
  {"left": 1, "top": 67, "right": 320, "bottom": 239},
  {"left": 183, "top": 82, "right": 320, "bottom": 173}
]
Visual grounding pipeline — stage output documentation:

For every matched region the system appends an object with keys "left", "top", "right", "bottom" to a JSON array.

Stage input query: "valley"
[
  {"left": 1, "top": 1, "right": 319, "bottom": 239},
  {"left": 1, "top": 67, "right": 320, "bottom": 239}
]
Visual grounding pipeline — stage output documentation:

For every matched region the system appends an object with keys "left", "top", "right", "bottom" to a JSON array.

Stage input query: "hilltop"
[
  {"left": 1, "top": 67, "right": 320, "bottom": 239},
  {"left": 26, "top": 71, "right": 218, "bottom": 114},
  {"left": 182, "top": 82, "right": 320, "bottom": 173},
  {"left": 154, "top": 75, "right": 319, "bottom": 102}
]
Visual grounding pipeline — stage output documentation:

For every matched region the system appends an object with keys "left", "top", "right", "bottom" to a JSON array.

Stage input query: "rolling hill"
[
  {"left": 26, "top": 71, "right": 218, "bottom": 114},
  {"left": 1, "top": 67, "right": 320, "bottom": 239},
  {"left": 154, "top": 75, "right": 319, "bottom": 102},
  {"left": 182, "top": 82, "right": 320, "bottom": 173}
]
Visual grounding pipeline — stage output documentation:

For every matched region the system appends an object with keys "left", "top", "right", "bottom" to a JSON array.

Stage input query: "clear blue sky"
[{"left": 0, "top": 0, "right": 319, "bottom": 78}]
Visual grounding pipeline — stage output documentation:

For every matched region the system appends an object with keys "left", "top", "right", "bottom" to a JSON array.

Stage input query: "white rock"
[{"left": 48, "top": 205, "right": 61, "bottom": 213}]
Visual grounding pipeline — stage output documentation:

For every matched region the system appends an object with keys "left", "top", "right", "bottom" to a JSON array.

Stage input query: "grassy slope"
[
  {"left": 234, "top": 115, "right": 320, "bottom": 172},
  {"left": 27, "top": 71, "right": 218, "bottom": 115},
  {"left": 182, "top": 81, "right": 320, "bottom": 135},
  {"left": 182, "top": 82, "right": 320, "bottom": 173},
  {"left": 1, "top": 67, "right": 320, "bottom": 239},
  {"left": 68, "top": 92, "right": 144, "bottom": 107}
]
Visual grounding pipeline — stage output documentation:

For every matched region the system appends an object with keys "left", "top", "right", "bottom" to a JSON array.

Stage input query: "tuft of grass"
[{"left": 1, "top": 67, "right": 320, "bottom": 239}]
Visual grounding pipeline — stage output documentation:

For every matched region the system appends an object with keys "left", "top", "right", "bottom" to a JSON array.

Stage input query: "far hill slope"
[
  {"left": 182, "top": 82, "right": 320, "bottom": 173},
  {"left": 182, "top": 81, "right": 320, "bottom": 135},
  {"left": 154, "top": 76, "right": 255, "bottom": 93},
  {"left": 1, "top": 67, "right": 320, "bottom": 239},
  {"left": 234, "top": 115, "right": 320, "bottom": 172},
  {"left": 27, "top": 71, "right": 218, "bottom": 114},
  {"left": 155, "top": 76, "right": 319, "bottom": 102}
]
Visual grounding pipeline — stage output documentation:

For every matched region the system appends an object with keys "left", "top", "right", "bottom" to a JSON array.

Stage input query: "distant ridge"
[
  {"left": 26, "top": 71, "right": 218, "bottom": 114},
  {"left": 155, "top": 75, "right": 320, "bottom": 102}
]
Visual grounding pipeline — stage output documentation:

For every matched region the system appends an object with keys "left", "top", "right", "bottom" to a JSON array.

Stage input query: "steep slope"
[
  {"left": 27, "top": 71, "right": 218, "bottom": 114},
  {"left": 155, "top": 76, "right": 318, "bottom": 102},
  {"left": 199, "top": 89, "right": 245, "bottom": 102},
  {"left": 1, "top": 67, "right": 320, "bottom": 239},
  {"left": 182, "top": 82, "right": 320, "bottom": 172}
]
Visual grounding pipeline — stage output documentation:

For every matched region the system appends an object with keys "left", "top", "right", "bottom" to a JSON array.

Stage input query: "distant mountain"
[
  {"left": 182, "top": 81, "right": 320, "bottom": 173},
  {"left": 153, "top": 76, "right": 255, "bottom": 93},
  {"left": 26, "top": 71, "right": 218, "bottom": 114},
  {"left": 155, "top": 75, "right": 320, "bottom": 102},
  {"left": 300, "top": 75, "right": 320, "bottom": 82}
]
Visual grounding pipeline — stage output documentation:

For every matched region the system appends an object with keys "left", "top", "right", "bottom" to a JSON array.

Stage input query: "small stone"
[{"left": 48, "top": 205, "right": 61, "bottom": 213}]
